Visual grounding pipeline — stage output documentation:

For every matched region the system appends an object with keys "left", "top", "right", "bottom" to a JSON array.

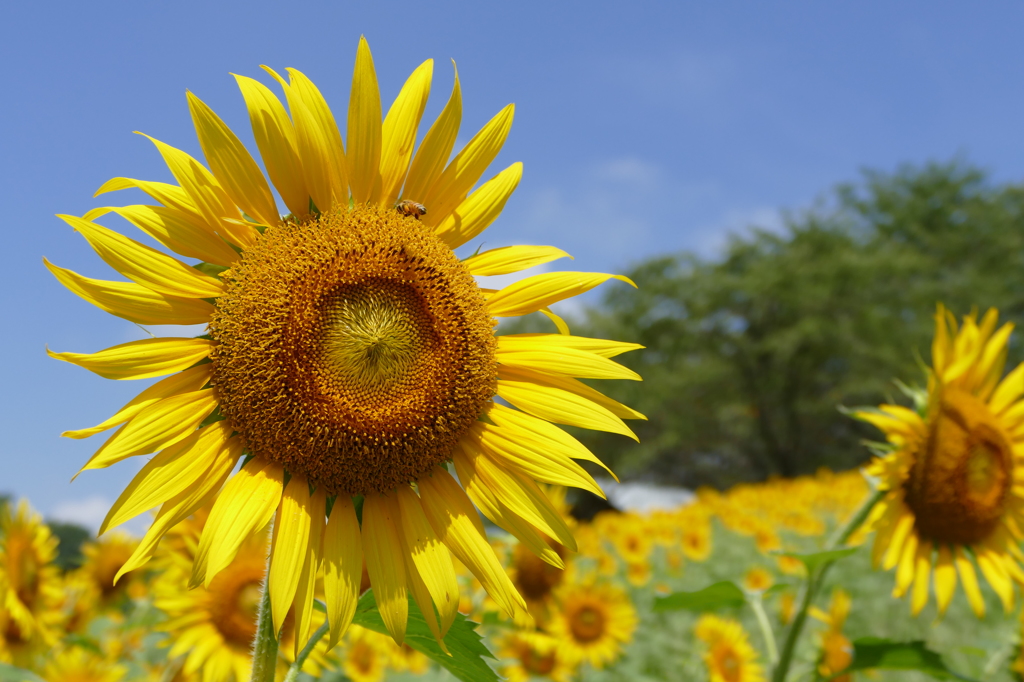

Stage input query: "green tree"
[{"left": 562, "top": 161, "right": 1024, "bottom": 488}]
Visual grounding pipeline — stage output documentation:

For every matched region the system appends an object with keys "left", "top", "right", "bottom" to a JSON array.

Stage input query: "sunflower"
[
  {"left": 340, "top": 625, "right": 390, "bottom": 682},
  {"left": 499, "top": 630, "right": 577, "bottom": 682},
  {"left": 694, "top": 614, "right": 765, "bottom": 682},
  {"left": 810, "top": 588, "right": 853, "bottom": 682},
  {"left": 40, "top": 646, "right": 128, "bottom": 682},
  {"left": 153, "top": 514, "right": 332, "bottom": 681},
  {"left": 0, "top": 501, "right": 65, "bottom": 665},
  {"left": 509, "top": 538, "right": 567, "bottom": 621},
  {"left": 742, "top": 566, "right": 773, "bottom": 593},
  {"left": 47, "top": 37, "right": 643, "bottom": 651},
  {"left": 855, "top": 305, "right": 1024, "bottom": 616},
  {"left": 547, "top": 579, "right": 637, "bottom": 669},
  {"left": 76, "top": 531, "right": 142, "bottom": 606}
]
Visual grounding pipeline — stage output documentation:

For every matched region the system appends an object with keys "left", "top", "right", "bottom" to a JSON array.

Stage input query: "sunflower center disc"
[
  {"left": 570, "top": 604, "right": 607, "bottom": 643},
  {"left": 906, "top": 387, "right": 1012, "bottom": 545},
  {"left": 211, "top": 205, "right": 497, "bottom": 495}
]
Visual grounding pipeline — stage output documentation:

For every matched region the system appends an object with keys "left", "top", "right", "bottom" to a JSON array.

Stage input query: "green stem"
[
  {"left": 771, "top": 487, "right": 884, "bottom": 682},
  {"left": 749, "top": 592, "right": 779, "bottom": 665},
  {"left": 283, "top": 620, "right": 331, "bottom": 682},
  {"left": 250, "top": 558, "right": 280, "bottom": 682}
]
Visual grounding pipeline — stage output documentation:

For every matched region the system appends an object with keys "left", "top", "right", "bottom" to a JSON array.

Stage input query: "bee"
[{"left": 395, "top": 200, "right": 427, "bottom": 219}]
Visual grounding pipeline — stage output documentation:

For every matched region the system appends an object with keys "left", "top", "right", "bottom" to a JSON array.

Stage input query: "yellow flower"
[
  {"left": 856, "top": 305, "right": 1024, "bottom": 616},
  {"left": 340, "top": 625, "right": 390, "bottom": 682},
  {"left": 547, "top": 580, "right": 637, "bottom": 669},
  {"left": 48, "top": 37, "right": 644, "bottom": 650},
  {"left": 77, "top": 531, "right": 142, "bottom": 606},
  {"left": 499, "top": 630, "right": 577, "bottom": 682},
  {"left": 695, "top": 614, "right": 766, "bottom": 682},
  {"left": 0, "top": 501, "right": 65, "bottom": 665},
  {"left": 810, "top": 589, "right": 853, "bottom": 682},
  {"left": 509, "top": 539, "right": 567, "bottom": 622},
  {"left": 743, "top": 566, "right": 774, "bottom": 593},
  {"left": 40, "top": 646, "right": 128, "bottom": 682},
  {"left": 680, "top": 514, "right": 712, "bottom": 562}
]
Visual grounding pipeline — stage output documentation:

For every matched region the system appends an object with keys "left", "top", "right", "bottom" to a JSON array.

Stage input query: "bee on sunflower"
[
  {"left": 46, "top": 36, "right": 643, "bottom": 656},
  {"left": 854, "top": 305, "right": 1024, "bottom": 616}
]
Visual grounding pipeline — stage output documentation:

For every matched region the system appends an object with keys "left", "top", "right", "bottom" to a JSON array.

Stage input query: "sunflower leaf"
[
  {"left": 0, "top": 662, "right": 47, "bottom": 682},
  {"left": 352, "top": 589, "right": 498, "bottom": 682},
  {"left": 835, "top": 638, "right": 979, "bottom": 681},
  {"left": 652, "top": 580, "right": 746, "bottom": 612},
  {"left": 779, "top": 547, "right": 858, "bottom": 574}
]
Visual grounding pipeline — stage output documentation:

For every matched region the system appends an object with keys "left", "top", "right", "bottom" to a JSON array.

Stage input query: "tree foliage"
[{"left": 557, "top": 162, "right": 1024, "bottom": 488}]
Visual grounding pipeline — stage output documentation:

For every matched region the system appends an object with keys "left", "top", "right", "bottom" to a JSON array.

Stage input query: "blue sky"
[{"left": 4, "top": 0, "right": 1024, "bottom": 530}]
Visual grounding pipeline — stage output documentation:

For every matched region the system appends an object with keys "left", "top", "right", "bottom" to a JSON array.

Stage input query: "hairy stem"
[{"left": 250, "top": 554, "right": 280, "bottom": 682}]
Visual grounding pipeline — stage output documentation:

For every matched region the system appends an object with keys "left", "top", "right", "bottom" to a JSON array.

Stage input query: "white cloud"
[
  {"left": 49, "top": 496, "right": 111, "bottom": 532},
  {"left": 591, "top": 158, "right": 661, "bottom": 186},
  {"left": 693, "top": 205, "right": 786, "bottom": 258}
]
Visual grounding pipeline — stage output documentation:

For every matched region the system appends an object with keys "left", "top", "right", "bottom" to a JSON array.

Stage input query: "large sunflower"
[
  {"left": 47, "top": 37, "right": 643, "bottom": 652},
  {"left": 856, "top": 305, "right": 1024, "bottom": 616}
]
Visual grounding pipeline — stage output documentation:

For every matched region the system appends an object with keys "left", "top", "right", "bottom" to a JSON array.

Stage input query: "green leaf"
[
  {"left": 352, "top": 590, "right": 498, "bottom": 682},
  {"left": 652, "top": 581, "right": 746, "bottom": 612},
  {"left": 834, "top": 638, "right": 979, "bottom": 681},
  {"left": 0, "top": 662, "right": 46, "bottom": 682},
  {"left": 780, "top": 547, "right": 858, "bottom": 574}
]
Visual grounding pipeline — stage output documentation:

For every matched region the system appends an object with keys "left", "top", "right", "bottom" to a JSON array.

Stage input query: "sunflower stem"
[
  {"left": 771, "top": 486, "right": 884, "bottom": 682},
  {"left": 749, "top": 592, "right": 779, "bottom": 665},
  {"left": 250, "top": 557, "right": 280, "bottom": 682},
  {"left": 283, "top": 620, "right": 331, "bottom": 682}
]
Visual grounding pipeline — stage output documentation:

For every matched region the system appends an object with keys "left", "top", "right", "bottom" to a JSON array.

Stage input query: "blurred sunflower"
[
  {"left": 47, "top": 36, "right": 643, "bottom": 651},
  {"left": 499, "top": 630, "right": 576, "bottom": 682},
  {"left": 810, "top": 588, "right": 853, "bottom": 682},
  {"left": 40, "top": 646, "right": 128, "bottom": 682},
  {"left": 0, "top": 501, "right": 65, "bottom": 665},
  {"left": 340, "top": 625, "right": 390, "bottom": 682},
  {"left": 547, "top": 580, "right": 637, "bottom": 669},
  {"left": 77, "top": 531, "right": 142, "bottom": 606},
  {"left": 855, "top": 306, "right": 1024, "bottom": 616},
  {"left": 695, "top": 614, "right": 765, "bottom": 682}
]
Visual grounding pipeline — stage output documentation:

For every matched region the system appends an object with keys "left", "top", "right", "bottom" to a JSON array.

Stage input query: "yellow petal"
[
  {"left": 136, "top": 133, "right": 258, "bottom": 249},
  {"left": 485, "top": 402, "right": 619, "bottom": 481},
  {"left": 469, "top": 422, "right": 604, "bottom": 497},
  {"left": 269, "top": 475, "right": 313, "bottom": 634},
  {"left": 498, "top": 333, "right": 643, "bottom": 360},
  {"left": 403, "top": 64, "right": 461, "bottom": 205},
  {"left": 991, "top": 363, "right": 1024, "bottom": 416},
  {"left": 869, "top": 496, "right": 903, "bottom": 568},
  {"left": 403, "top": 543, "right": 447, "bottom": 653},
  {"left": 910, "top": 540, "right": 932, "bottom": 615},
  {"left": 488, "top": 271, "right": 636, "bottom": 318},
  {"left": 933, "top": 545, "right": 957, "bottom": 616},
  {"left": 434, "top": 163, "right": 522, "bottom": 249},
  {"left": 882, "top": 509, "right": 916, "bottom": 571},
  {"left": 540, "top": 307, "right": 570, "bottom": 335},
  {"left": 115, "top": 441, "right": 238, "bottom": 581},
  {"left": 187, "top": 91, "right": 280, "bottom": 227},
  {"left": 362, "top": 493, "right": 408, "bottom": 645},
  {"left": 94, "top": 177, "right": 197, "bottom": 215},
  {"left": 395, "top": 485, "right": 460, "bottom": 637},
  {"left": 417, "top": 467, "right": 529, "bottom": 622},
  {"left": 455, "top": 442, "right": 577, "bottom": 551},
  {"left": 100, "top": 421, "right": 238, "bottom": 533},
  {"left": 892, "top": 532, "right": 918, "bottom": 598},
  {"left": 77, "top": 389, "right": 218, "bottom": 473},
  {"left": 496, "top": 341, "right": 641, "bottom": 381},
  {"left": 285, "top": 68, "right": 349, "bottom": 206},
  {"left": 292, "top": 487, "right": 326, "bottom": 658},
  {"left": 932, "top": 304, "right": 952, "bottom": 375},
  {"left": 90, "top": 205, "right": 239, "bottom": 267},
  {"left": 955, "top": 547, "right": 986, "bottom": 617},
  {"left": 496, "top": 368, "right": 638, "bottom": 439},
  {"left": 347, "top": 37, "right": 383, "bottom": 204},
  {"left": 499, "top": 365, "right": 645, "bottom": 420},
  {"left": 976, "top": 543, "right": 1014, "bottom": 612},
  {"left": 44, "top": 258, "right": 214, "bottom": 326},
  {"left": 323, "top": 496, "right": 362, "bottom": 649},
  {"left": 464, "top": 245, "right": 571, "bottom": 277},
  {"left": 455, "top": 448, "right": 565, "bottom": 569},
  {"left": 59, "top": 214, "right": 223, "bottom": 299},
  {"left": 191, "top": 459, "right": 284, "bottom": 588},
  {"left": 421, "top": 104, "right": 514, "bottom": 228},
  {"left": 48, "top": 337, "right": 211, "bottom": 381},
  {"left": 62, "top": 363, "right": 211, "bottom": 439},
  {"left": 233, "top": 73, "right": 310, "bottom": 218},
  {"left": 379, "top": 60, "right": 433, "bottom": 206}
]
